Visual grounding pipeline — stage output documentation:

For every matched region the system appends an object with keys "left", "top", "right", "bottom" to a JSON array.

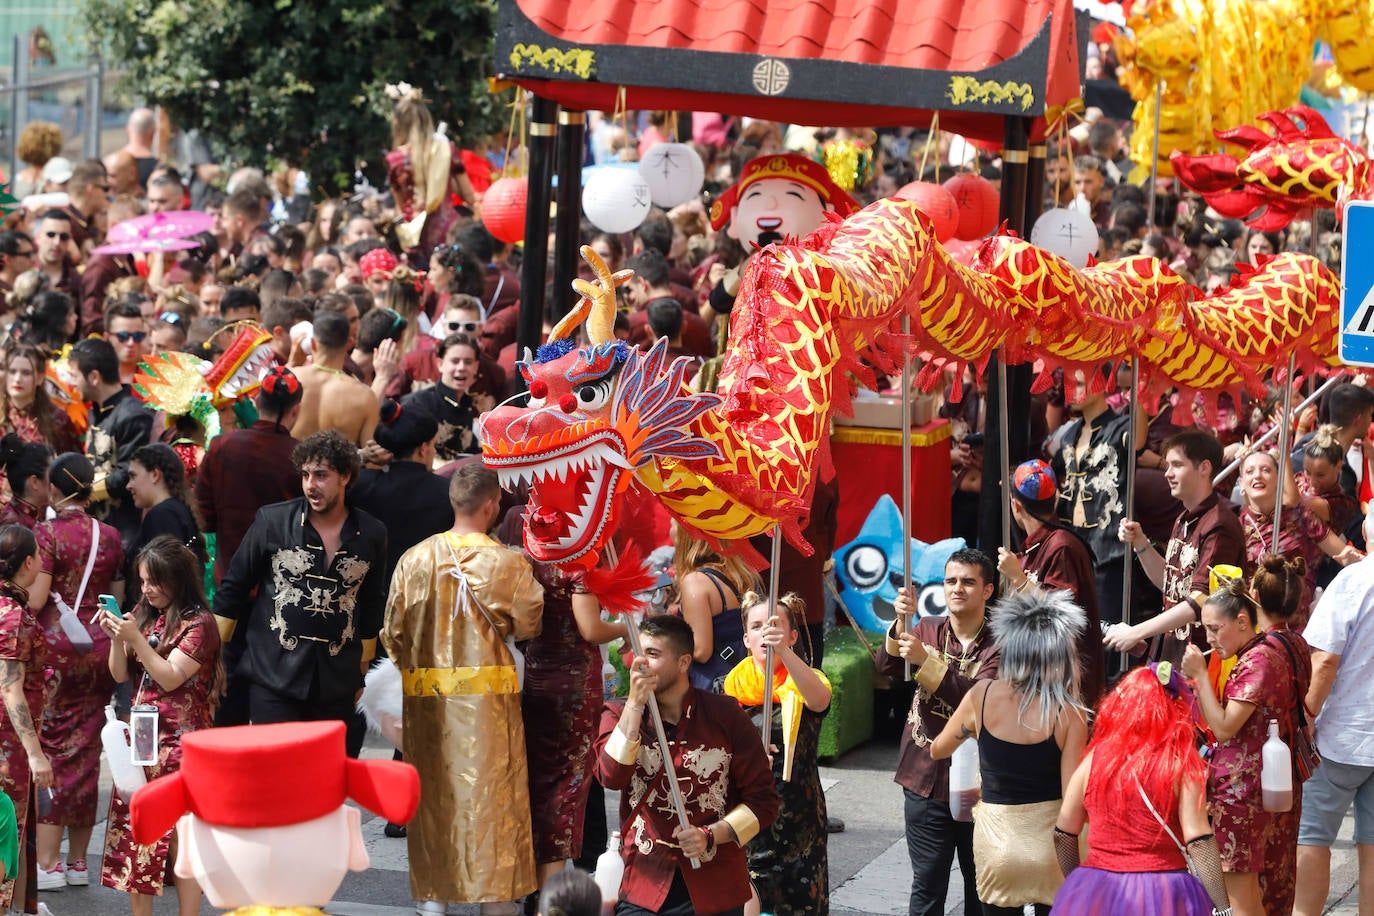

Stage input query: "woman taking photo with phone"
[{"left": 97, "top": 535, "right": 222, "bottom": 916}]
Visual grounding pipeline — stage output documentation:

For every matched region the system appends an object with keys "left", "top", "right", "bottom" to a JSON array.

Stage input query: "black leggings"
[{"left": 982, "top": 905, "right": 1050, "bottom": 916}]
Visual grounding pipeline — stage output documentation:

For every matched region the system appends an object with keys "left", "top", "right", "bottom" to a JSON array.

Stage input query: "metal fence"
[{"left": 0, "top": 33, "right": 115, "bottom": 180}]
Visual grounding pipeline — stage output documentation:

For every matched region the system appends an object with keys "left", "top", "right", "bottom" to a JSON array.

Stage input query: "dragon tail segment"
[{"left": 1139, "top": 252, "right": 1340, "bottom": 400}]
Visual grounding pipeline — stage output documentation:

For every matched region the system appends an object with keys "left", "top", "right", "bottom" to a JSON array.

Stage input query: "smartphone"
[{"left": 98, "top": 594, "right": 123, "bottom": 619}]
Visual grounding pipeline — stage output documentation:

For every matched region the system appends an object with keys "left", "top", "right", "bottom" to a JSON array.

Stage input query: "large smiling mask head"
[
  {"left": 708, "top": 153, "right": 858, "bottom": 251},
  {"left": 479, "top": 248, "right": 722, "bottom": 570}
]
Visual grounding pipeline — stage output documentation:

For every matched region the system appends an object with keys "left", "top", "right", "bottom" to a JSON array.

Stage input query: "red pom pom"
[
  {"left": 559, "top": 393, "right": 578, "bottom": 413},
  {"left": 528, "top": 379, "right": 548, "bottom": 399},
  {"left": 582, "top": 544, "right": 656, "bottom": 617}
]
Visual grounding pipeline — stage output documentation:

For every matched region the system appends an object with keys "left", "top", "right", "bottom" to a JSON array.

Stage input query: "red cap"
[
  {"left": 130, "top": 721, "right": 419, "bottom": 846},
  {"left": 359, "top": 248, "right": 398, "bottom": 281},
  {"left": 708, "top": 153, "right": 858, "bottom": 231}
]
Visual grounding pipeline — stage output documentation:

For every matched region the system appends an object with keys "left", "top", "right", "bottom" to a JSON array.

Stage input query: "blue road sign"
[{"left": 1342, "top": 201, "right": 1374, "bottom": 367}]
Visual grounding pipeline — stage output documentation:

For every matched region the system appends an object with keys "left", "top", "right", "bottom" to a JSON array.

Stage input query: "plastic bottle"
[
  {"left": 54, "top": 595, "right": 92, "bottom": 655},
  {"left": 1261, "top": 719, "right": 1293, "bottom": 812},
  {"left": 100, "top": 706, "right": 147, "bottom": 797},
  {"left": 602, "top": 660, "right": 621, "bottom": 702},
  {"left": 593, "top": 831, "right": 625, "bottom": 904},
  {"left": 948, "top": 739, "right": 981, "bottom": 822}
]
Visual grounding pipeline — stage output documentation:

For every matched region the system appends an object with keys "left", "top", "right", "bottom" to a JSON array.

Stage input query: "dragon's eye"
[
  {"left": 573, "top": 377, "right": 615, "bottom": 412},
  {"left": 844, "top": 544, "right": 886, "bottom": 590}
]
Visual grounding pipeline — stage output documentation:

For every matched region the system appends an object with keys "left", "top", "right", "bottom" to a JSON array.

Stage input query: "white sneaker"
[
  {"left": 64, "top": 859, "right": 88, "bottom": 886},
  {"left": 415, "top": 902, "right": 448, "bottom": 916},
  {"left": 35, "top": 862, "right": 64, "bottom": 891}
]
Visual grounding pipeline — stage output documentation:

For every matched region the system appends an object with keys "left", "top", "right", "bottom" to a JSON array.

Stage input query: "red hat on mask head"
[
  {"left": 129, "top": 721, "right": 419, "bottom": 846},
  {"left": 359, "top": 248, "right": 398, "bottom": 281},
  {"left": 708, "top": 153, "right": 859, "bottom": 231}
]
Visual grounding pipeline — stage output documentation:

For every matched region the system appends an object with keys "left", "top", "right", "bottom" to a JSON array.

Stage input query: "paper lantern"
[
  {"left": 1030, "top": 207, "right": 1099, "bottom": 269},
  {"left": 894, "top": 181, "right": 958, "bottom": 242},
  {"left": 638, "top": 142, "right": 705, "bottom": 208},
  {"left": 482, "top": 177, "right": 527, "bottom": 245},
  {"left": 583, "top": 167, "right": 652, "bottom": 234},
  {"left": 943, "top": 174, "right": 1001, "bottom": 240}
]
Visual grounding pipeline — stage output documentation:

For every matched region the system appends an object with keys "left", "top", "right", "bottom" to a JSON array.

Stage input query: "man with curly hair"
[{"left": 214, "top": 429, "right": 388, "bottom": 756}]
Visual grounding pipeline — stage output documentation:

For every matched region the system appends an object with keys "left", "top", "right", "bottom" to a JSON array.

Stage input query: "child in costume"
[{"left": 724, "top": 591, "right": 831, "bottom": 916}]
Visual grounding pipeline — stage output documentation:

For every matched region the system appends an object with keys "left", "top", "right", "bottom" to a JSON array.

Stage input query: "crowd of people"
[{"left": 0, "top": 32, "right": 1366, "bottom": 916}]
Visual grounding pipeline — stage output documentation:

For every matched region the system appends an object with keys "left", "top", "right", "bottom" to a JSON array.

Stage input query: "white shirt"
[{"left": 1307, "top": 555, "right": 1374, "bottom": 765}]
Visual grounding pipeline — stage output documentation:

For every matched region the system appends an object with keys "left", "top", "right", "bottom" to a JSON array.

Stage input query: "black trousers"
[
  {"left": 983, "top": 905, "right": 1050, "bottom": 916},
  {"left": 904, "top": 789, "right": 979, "bottom": 916},
  {"left": 613, "top": 870, "right": 744, "bottom": 916},
  {"left": 248, "top": 681, "right": 363, "bottom": 758}
]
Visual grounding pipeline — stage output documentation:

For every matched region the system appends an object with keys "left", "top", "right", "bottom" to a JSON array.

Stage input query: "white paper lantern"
[
  {"left": 1030, "top": 207, "right": 1099, "bottom": 269},
  {"left": 638, "top": 142, "right": 705, "bottom": 208},
  {"left": 583, "top": 167, "right": 653, "bottom": 234}
]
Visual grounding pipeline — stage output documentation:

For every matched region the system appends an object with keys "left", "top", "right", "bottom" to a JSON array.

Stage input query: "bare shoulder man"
[{"left": 292, "top": 310, "right": 381, "bottom": 446}]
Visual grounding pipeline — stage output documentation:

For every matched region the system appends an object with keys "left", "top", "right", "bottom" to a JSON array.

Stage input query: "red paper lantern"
[
  {"left": 482, "top": 176, "right": 528, "bottom": 245},
  {"left": 943, "top": 174, "right": 1001, "bottom": 240},
  {"left": 894, "top": 181, "right": 958, "bottom": 242}
]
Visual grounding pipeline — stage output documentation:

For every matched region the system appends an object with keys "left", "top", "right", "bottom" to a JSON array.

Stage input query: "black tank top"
[{"left": 976, "top": 685, "right": 1064, "bottom": 805}]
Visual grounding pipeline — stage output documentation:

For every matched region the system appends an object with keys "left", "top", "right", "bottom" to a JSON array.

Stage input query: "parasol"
[
  {"left": 105, "top": 210, "right": 215, "bottom": 246},
  {"left": 91, "top": 238, "right": 201, "bottom": 256}
]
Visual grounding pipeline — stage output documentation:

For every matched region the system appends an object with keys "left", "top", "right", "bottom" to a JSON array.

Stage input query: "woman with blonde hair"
[
  {"left": 385, "top": 85, "right": 478, "bottom": 262},
  {"left": 671, "top": 522, "right": 760, "bottom": 692}
]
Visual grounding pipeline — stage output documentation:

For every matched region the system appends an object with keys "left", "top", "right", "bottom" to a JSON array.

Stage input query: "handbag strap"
[
  {"left": 1264, "top": 630, "right": 1309, "bottom": 730},
  {"left": 68, "top": 517, "right": 100, "bottom": 614},
  {"left": 1136, "top": 779, "right": 1189, "bottom": 860}
]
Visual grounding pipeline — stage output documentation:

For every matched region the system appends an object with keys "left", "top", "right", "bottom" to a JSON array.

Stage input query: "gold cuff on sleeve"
[
  {"left": 605, "top": 726, "right": 641, "bottom": 766},
  {"left": 914, "top": 653, "right": 950, "bottom": 693},
  {"left": 884, "top": 631, "right": 903, "bottom": 660},
  {"left": 214, "top": 614, "right": 236, "bottom": 642},
  {"left": 360, "top": 638, "right": 377, "bottom": 666},
  {"left": 723, "top": 805, "right": 761, "bottom": 845}
]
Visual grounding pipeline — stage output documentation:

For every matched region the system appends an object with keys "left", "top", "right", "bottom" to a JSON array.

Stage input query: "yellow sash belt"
[{"left": 401, "top": 665, "right": 519, "bottom": 696}]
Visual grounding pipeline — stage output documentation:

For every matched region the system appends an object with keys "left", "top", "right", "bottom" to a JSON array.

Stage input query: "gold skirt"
[{"left": 972, "top": 798, "right": 1064, "bottom": 907}]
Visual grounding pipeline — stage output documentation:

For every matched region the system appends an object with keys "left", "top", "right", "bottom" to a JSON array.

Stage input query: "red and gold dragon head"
[
  {"left": 133, "top": 324, "right": 277, "bottom": 436},
  {"left": 480, "top": 248, "right": 723, "bottom": 571}
]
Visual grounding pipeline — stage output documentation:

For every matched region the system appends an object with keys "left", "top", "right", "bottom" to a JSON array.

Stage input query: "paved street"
[{"left": 33, "top": 732, "right": 1368, "bottom": 915}]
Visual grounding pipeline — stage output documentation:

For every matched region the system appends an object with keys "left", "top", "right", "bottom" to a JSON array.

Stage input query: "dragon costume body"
[{"left": 480, "top": 199, "right": 1340, "bottom": 592}]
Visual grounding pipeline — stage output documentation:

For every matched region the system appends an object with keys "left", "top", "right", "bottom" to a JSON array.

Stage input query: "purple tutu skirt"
[{"left": 1053, "top": 866, "right": 1212, "bottom": 915}]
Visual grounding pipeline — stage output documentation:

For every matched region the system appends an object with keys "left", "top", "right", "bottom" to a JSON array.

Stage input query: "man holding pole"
[
  {"left": 1110, "top": 430, "right": 1244, "bottom": 665},
  {"left": 877, "top": 548, "right": 1000, "bottom": 916},
  {"left": 596, "top": 614, "right": 779, "bottom": 916}
]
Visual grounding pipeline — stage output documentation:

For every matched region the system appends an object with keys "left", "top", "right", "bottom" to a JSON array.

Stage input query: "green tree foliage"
[{"left": 84, "top": 0, "right": 501, "bottom": 193}]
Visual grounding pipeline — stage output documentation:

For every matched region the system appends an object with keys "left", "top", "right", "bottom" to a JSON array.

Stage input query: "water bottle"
[
  {"left": 948, "top": 739, "right": 981, "bottom": 822},
  {"left": 1261, "top": 719, "right": 1293, "bottom": 812},
  {"left": 593, "top": 831, "right": 625, "bottom": 904},
  {"left": 54, "top": 594, "right": 92, "bottom": 655},
  {"left": 602, "top": 660, "right": 620, "bottom": 702},
  {"left": 100, "top": 706, "right": 147, "bottom": 797}
]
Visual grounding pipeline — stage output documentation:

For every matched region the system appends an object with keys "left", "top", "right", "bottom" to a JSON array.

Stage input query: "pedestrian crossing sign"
[{"left": 1342, "top": 200, "right": 1374, "bottom": 367}]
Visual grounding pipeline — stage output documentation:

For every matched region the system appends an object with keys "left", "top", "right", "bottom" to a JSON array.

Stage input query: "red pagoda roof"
[{"left": 496, "top": 0, "right": 1081, "bottom": 141}]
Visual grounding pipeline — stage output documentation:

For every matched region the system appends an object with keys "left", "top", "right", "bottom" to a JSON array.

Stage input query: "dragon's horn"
[{"left": 549, "top": 246, "right": 634, "bottom": 345}]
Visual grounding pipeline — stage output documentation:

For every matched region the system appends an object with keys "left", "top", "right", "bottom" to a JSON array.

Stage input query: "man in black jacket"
[
  {"left": 214, "top": 430, "right": 388, "bottom": 756},
  {"left": 71, "top": 337, "right": 154, "bottom": 552}
]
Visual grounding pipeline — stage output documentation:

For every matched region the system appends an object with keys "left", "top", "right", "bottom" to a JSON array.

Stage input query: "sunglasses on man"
[
  {"left": 112, "top": 331, "right": 147, "bottom": 344},
  {"left": 445, "top": 320, "right": 481, "bottom": 333},
  {"left": 44, "top": 231, "right": 71, "bottom": 242}
]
